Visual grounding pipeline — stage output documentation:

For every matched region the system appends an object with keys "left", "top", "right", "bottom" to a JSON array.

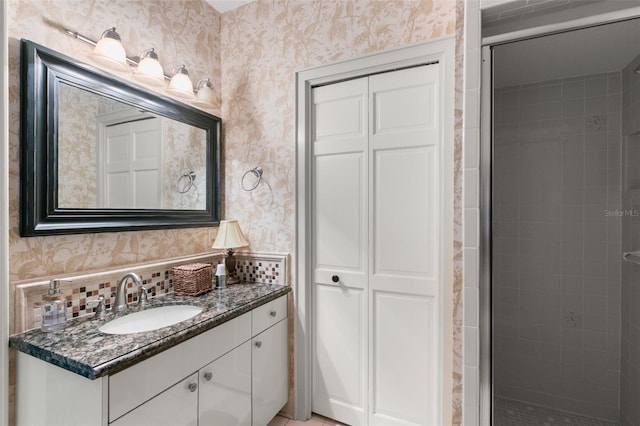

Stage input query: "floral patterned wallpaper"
[
  {"left": 162, "top": 119, "right": 208, "bottom": 210},
  {"left": 219, "top": 0, "right": 463, "bottom": 422},
  {"left": 57, "top": 84, "right": 101, "bottom": 208},
  {"left": 7, "top": 0, "right": 221, "bottom": 323}
]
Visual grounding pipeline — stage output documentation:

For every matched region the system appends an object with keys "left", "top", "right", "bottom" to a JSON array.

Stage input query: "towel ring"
[
  {"left": 177, "top": 171, "right": 196, "bottom": 194},
  {"left": 241, "top": 167, "right": 263, "bottom": 191}
]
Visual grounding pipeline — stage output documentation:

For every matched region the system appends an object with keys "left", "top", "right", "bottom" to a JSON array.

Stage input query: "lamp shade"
[
  {"left": 193, "top": 78, "right": 217, "bottom": 108},
  {"left": 166, "top": 65, "right": 195, "bottom": 99},
  {"left": 88, "top": 27, "right": 128, "bottom": 71},
  {"left": 133, "top": 48, "right": 166, "bottom": 87},
  {"left": 212, "top": 220, "right": 249, "bottom": 250}
]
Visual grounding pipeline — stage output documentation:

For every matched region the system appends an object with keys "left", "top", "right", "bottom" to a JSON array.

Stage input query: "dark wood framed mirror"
[{"left": 20, "top": 39, "right": 221, "bottom": 236}]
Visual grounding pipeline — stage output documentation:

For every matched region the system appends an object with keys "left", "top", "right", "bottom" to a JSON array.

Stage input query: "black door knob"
[{"left": 332, "top": 275, "right": 339, "bottom": 283}]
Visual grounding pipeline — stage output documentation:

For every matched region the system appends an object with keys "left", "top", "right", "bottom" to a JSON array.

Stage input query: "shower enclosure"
[{"left": 490, "top": 18, "right": 640, "bottom": 426}]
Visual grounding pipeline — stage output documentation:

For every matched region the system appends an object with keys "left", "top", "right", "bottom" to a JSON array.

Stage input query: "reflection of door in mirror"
[
  {"left": 57, "top": 83, "right": 207, "bottom": 210},
  {"left": 99, "top": 114, "right": 162, "bottom": 209}
]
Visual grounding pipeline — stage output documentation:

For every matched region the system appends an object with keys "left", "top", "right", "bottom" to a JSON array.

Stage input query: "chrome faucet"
[{"left": 113, "top": 272, "right": 142, "bottom": 313}]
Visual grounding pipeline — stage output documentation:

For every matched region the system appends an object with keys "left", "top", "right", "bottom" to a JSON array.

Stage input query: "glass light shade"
[
  {"left": 88, "top": 28, "right": 128, "bottom": 71},
  {"left": 166, "top": 65, "right": 195, "bottom": 99},
  {"left": 192, "top": 78, "right": 217, "bottom": 108},
  {"left": 211, "top": 220, "right": 249, "bottom": 250},
  {"left": 133, "top": 48, "right": 166, "bottom": 87}
]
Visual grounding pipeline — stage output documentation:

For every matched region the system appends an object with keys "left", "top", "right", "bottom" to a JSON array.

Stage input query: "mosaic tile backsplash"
[{"left": 16, "top": 252, "right": 289, "bottom": 332}]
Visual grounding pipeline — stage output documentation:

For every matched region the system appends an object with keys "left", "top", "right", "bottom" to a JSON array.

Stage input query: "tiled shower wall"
[
  {"left": 621, "top": 53, "right": 640, "bottom": 426},
  {"left": 493, "top": 72, "right": 622, "bottom": 421}
]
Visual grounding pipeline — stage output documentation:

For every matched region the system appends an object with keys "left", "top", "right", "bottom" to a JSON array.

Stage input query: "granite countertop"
[{"left": 9, "top": 283, "right": 291, "bottom": 380}]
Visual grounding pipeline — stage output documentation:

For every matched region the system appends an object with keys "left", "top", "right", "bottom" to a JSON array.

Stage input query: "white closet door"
[
  {"left": 103, "top": 118, "right": 161, "bottom": 208},
  {"left": 369, "top": 65, "right": 440, "bottom": 426},
  {"left": 312, "top": 77, "right": 369, "bottom": 426},
  {"left": 312, "top": 64, "right": 441, "bottom": 426}
]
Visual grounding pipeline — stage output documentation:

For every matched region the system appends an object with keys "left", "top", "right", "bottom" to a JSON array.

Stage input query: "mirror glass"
[
  {"left": 57, "top": 83, "right": 207, "bottom": 210},
  {"left": 20, "top": 39, "right": 221, "bottom": 236}
]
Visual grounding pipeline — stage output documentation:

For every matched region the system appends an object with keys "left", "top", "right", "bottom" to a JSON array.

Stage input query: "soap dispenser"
[{"left": 41, "top": 279, "right": 67, "bottom": 332}]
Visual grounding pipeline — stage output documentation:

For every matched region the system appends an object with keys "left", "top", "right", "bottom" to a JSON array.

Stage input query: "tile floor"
[
  {"left": 494, "top": 397, "right": 619, "bottom": 426},
  {"left": 268, "top": 413, "right": 349, "bottom": 426}
]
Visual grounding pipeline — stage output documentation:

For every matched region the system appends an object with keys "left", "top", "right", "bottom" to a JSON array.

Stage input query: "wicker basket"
[{"left": 172, "top": 263, "right": 213, "bottom": 296}]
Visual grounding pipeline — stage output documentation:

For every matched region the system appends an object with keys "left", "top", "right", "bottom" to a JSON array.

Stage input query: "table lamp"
[{"left": 211, "top": 220, "right": 249, "bottom": 284}]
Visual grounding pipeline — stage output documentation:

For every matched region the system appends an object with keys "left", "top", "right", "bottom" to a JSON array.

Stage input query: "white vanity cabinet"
[{"left": 14, "top": 294, "right": 289, "bottom": 426}]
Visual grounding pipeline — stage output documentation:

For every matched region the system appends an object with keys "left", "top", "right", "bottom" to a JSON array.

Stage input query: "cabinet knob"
[
  {"left": 255, "top": 340, "right": 262, "bottom": 348},
  {"left": 203, "top": 372, "right": 213, "bottom": 381},
  {"left": 270, "top": 310, "right": 277, "bottom": 317},
  {"left": 188, "top": 382, "right": 198, "bottom": 392},
  {"left": 332, "top": 275, "right": 339, "bottom": 283}
]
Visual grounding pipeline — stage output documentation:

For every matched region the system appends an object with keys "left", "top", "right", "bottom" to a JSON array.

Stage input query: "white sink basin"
[{"left": 99, "top": 305, "right": 203, "bottom": 335}]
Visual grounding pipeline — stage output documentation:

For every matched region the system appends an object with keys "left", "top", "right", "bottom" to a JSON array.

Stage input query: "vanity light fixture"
[
  {"left": 87, "top": 27, "right": 128, "bottom": 71},
  {"left": 166, "top": 65, "right": 196, "bottom": 99},
  {"left": 193, "top": 78, "right": 217, "bottom": 108},
  {"left": 211, "top": 220, "right": 249, "bottom": 284},
  {"left": 59, "top": 24, "right": 210, "bottom": 99},
  {"left": 133, "top": 48, "right": 167, "bottom": 87}
]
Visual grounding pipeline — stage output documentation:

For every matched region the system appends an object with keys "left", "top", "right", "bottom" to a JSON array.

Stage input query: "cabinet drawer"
[
  {"left": 252, "top": 295, "right": 287, "bottom": 336},
  {"left": 109, "top": 312, "right": 251, "bottom": 422}
]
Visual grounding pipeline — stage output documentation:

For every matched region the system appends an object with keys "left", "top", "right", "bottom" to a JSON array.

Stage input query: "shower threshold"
[{"left": 494, "top": 397, "right": 619, "bottom": 426}]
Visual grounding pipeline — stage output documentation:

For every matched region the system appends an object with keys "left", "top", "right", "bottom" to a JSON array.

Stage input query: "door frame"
[{"left": 295, "top": 36, "right": 455, "bottom": 422}]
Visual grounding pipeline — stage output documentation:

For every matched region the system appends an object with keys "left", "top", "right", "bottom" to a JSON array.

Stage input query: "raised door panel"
[
  {"left": 105, "top": 126, "right": 131, "bottom": 208},
  {"left": 313, "top": 76, "right": 367, "bottom": 157},
  {"left": 130, "top": 118, "right": 161, "bottom": 208},
  {"left": 373, "top": 147, "right": 436, "bottom": 280},
  {"left": 199, "top": 341, "right": 251, "bottom": 426},
  {"left": 371, "top": 292, "right": 437, "bottom": 426},
  {"left": 370, "top": 65, "right": 438, "bottom": 150},
  {"left": 110, "top": 372, "right": 198, "bottom": 426},
  {"left": 252, "top": 319, "right": 288, "bottom": 426},
  {"left": 313, "top": 284, "right": 366, "bottom": 426},
  {"left": 314, "top": 153, "right": 365, "bottom": 283}
]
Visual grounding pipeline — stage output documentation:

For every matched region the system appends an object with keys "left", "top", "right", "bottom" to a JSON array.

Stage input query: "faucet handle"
[
  {"left": 87, "top": 295, "right": 107, "bottom": 320},
  {"left": 137, "top": 286, "right": 149, "bottom": 307}
]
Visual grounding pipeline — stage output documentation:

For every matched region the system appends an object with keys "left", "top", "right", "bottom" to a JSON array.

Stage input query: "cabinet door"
[
  {"left": 199, "top": 341, "right": 252, "bottom": 426},
  {"left": 252, "top": 319, "right": 288, "bottom": 426},
  {"left": 110, "top": 372, "right": 198, "bottom": 426}
]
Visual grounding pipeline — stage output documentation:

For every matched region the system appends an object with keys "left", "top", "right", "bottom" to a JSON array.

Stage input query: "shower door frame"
[
  {"left": 479, "top": 6, "right": 640, "bottom": 426},
  {"left": 1, "top": 1, "right": 8, "bottom": 424}
]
